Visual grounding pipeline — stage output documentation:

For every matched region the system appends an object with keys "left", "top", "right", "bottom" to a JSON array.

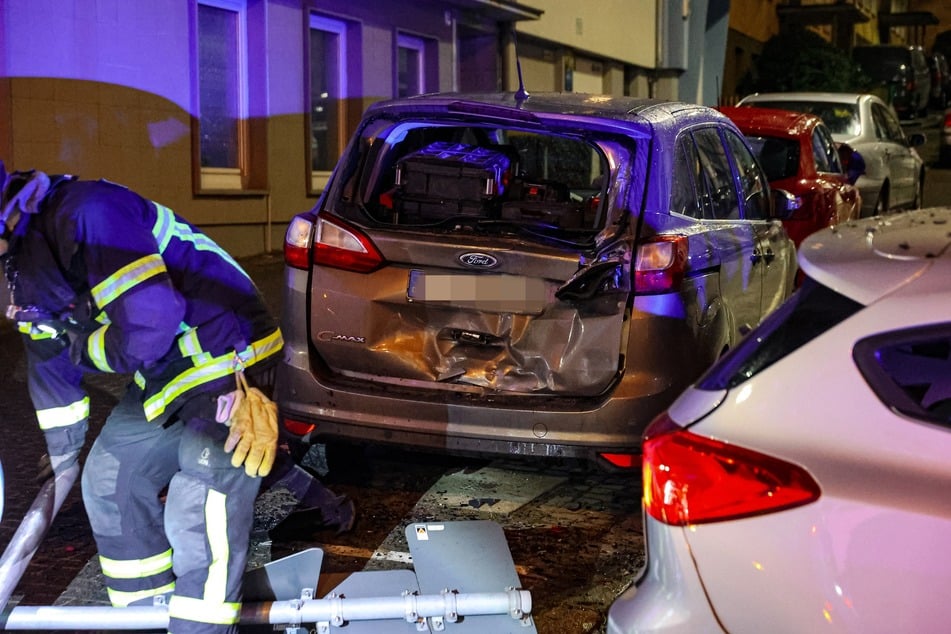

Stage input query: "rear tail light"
[
  {"left": 788, "top": 189, "right": 815, "bottom": 221},
  {"left": 943, "top": 111, "right": 951, "bottom": 131},
  {"left": 283, "top": 213, "right": 386, "bottom": 273},
  {"left": 642, "top": 412, "right": 821, "bottom": 526},
  {"left": 634, "top": 235, "right": 688, "bottom": 294},
  {"left": 314, "top": 214, "right": 385, "bottom": 273},
  {"left": 282, "top": 416, "right": 316, "bottom": 437},
  {"left": 284, "top": 214, "right": 316, "bottom": 270},
  {"left": 598, "top": 452, "right": 639, "bottom": 469}
]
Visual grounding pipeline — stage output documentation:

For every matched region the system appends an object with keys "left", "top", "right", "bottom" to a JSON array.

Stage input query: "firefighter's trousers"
[{"left": 81, "top": 387, "right": 261, "bottom": 634}]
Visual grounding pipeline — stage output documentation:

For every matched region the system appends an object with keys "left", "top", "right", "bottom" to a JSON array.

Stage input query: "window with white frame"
[
  {"left": 197, "top": 0, "right": 247, "bottom": 190},
  {"left": 310, "top": 14, "right": 348, "bottom": 190},
  {"left": 396, "top": 33, "right": 426, "bottom": 98}
]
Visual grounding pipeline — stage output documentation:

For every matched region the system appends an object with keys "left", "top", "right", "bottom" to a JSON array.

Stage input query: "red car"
[{"left": 721, "top": 106, "right": 863, "bottom": 247}]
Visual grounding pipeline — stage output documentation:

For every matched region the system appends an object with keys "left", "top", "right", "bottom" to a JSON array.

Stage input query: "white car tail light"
[{"left": 642, "top": 412, "right": 821, "bottom": 525}]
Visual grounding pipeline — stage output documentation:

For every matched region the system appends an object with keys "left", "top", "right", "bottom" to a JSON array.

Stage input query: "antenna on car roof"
[{"left": 512, "top": 27, "right": 530, "bottom": 106}]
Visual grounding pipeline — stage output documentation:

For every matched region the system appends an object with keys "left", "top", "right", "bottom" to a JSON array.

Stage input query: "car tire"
[
  {"left": 872, "top": 186, "right": 889, "bottom": 217},
  {"left": 940, "top": 146, "right": 951, "bottom": 168},
  {"left": 324, "top": 440, "right": 369, "bottom": 482}
]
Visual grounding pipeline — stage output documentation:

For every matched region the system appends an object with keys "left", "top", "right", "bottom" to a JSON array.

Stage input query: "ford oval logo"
[{"left": 458, "top": 252, "right": 499, "bottom": 268}]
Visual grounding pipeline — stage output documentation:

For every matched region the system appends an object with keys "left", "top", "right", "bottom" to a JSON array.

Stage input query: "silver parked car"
[
  {"left": 276, "top": 92, "right": 797, "bottom": 470},
  {"left": 738, "top": 91, "right": 926, "bottom": 217}
]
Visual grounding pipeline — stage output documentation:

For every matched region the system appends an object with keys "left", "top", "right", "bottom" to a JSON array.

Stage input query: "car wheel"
[
  {"left": 324, "top": 440, "right": 369, "bottom": 481},
  {"left": 872, "top": 186, "right": 889, "bottom": 217}
]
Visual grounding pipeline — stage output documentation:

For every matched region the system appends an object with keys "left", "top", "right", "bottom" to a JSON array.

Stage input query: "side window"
[
  {"left": 724, "top": 129, "right": 769, "bottom": 221},
  {"left": 309, "top": 14, "right": 354, "bottom": 193},
  {"left": 811, "top": 128, "right": 832, "bottom": 172},
  {"left": 871, "top": 103, "right": 905, "bottom": 143},
  {"left": 854, "top": 324, "right": 951, "bottom": 425},
  {"left": 813, "top": 125, "right": 842, "bottom": 173},
  {"left": 879, "top": 105, "right": 906, "bottom": 143},
  {"left": 870, "top": 105, "right": 889, "bottom": 141},
  {"left": 396, "top": 33, "right": 437, "bottom": 98},
  {"left": 197, "top": 0, "right": 247, "bottom": 190},
  {"left": 747, "top": 135, "right": 799, "bottom": 181},
  {"left": 671, "top": 136, "right": 704, "bottom": 219},
  {"left": 693, "top": 128, "right": 740, "bottom": 220}
]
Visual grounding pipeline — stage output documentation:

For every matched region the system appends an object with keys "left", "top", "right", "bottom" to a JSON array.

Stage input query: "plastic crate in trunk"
[{"left": 395, "top": 142, "right": 514, "bottom": 219}]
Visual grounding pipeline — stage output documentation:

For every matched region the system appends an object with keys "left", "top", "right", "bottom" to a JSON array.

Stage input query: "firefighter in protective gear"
[{"left": 0, "top": 161, "right": 283, "bottom": 633}]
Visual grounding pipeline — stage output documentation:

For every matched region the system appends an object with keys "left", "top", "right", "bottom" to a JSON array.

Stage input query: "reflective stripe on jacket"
[{"left": 12, "top": 179, "right": 282, "bottom": 429}]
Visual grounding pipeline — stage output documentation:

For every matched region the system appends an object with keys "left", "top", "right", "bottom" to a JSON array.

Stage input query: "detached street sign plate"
[{"left": 407, "top": 520, "right": 537, "bottom": 633}]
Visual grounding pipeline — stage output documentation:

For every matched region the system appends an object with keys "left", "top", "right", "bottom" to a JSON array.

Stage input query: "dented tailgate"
[{"left": 309, "top": 236, "right": 629, "bottom": 396}]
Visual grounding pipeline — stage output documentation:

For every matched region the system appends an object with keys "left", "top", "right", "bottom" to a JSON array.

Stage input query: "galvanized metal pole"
[
  {"left": 0, "top": 463, "right": 79, "bottom": 613},
  {"left": 0, "top": 589, "right": 532, "bottom": 630},
  {"left": 0, "top": 462, "right": 535, "bottom": 631}
]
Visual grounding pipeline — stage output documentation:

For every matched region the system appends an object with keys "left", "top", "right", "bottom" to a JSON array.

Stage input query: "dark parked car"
[
  {"left": 853, "top": 44, "right": 931, "bottom": 119},
  {"left": 928, "top": 51, "right": 950, "bottom": 110},
  {"left": 933, "top": 29, "right": 951, "bottom": 63},
  {"left": 276, "top": 92, "right": 797, "bottom": 470},
  {"left": 940, "top": 109, "right": 951, "bottom": 167}
]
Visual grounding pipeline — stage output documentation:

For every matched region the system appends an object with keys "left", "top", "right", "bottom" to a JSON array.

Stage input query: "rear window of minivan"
[{"left": 335, "top": 120, "right": 614, "bottom": 238}]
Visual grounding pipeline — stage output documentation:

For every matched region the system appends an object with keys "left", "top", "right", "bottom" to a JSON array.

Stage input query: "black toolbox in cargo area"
[{"left": 394, "top": 141, "right": 515, "bottom": 219}]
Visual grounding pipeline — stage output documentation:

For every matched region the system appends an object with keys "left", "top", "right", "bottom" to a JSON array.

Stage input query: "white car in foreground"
[{"left": 608, "top": 207, "right": 951, "bottom": 633}]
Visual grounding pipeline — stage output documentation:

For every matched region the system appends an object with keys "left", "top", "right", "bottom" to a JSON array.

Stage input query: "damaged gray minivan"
[{"left": 276, "top": 92, "right": 797, "bottom": 470}]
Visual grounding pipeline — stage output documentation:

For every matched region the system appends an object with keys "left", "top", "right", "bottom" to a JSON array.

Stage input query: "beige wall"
[
  {"left": 916, "top": 0, "right": 951, "bottom": 50},
  {"left": 0, "top": 0, "right": 466, "bottom": 258},
  {"left": 729, "top": 0, "right": 781, "bottom": 43},
  {"left": 3, "top": 76, "right": 306, "bottom": 259},
  {"left": 517, "top": 0, "right": 656, "bottom": 69}
]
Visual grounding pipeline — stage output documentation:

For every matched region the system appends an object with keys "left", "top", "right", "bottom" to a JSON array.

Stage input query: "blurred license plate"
[{"left": 407, "top": 270, "right": 548, "bottom": 313}]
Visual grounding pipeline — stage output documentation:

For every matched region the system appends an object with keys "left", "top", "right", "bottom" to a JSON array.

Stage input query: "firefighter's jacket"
[{"left": 6, "top": 178, "right": 283, "bottom": 455}]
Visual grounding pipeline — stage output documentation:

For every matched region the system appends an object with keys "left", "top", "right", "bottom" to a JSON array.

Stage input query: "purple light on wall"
[
  {"left": 2, "top": 1, "right": 195, "bottom": 114},
  {"left": 148, "top": 118, "right": 191, "bottom": 149}
]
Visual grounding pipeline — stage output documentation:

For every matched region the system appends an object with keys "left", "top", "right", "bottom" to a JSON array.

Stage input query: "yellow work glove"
[{"left": 223, "top": 370, "right": 278, "bottom": 477}]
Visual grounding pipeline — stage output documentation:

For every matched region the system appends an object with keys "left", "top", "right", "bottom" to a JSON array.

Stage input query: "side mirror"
[
  {"left": 908, "top": 132, "right": 927, "bottom": 147},
  {"left": 770, "top": 188, "right": 800, "bottom": 220}
]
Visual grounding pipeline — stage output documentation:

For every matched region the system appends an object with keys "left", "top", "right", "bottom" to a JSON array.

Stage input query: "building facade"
[
  {"left": 1, "top": 0, "right": 742, "bottom": 255},
  {"left": 2, "top": 2, "right": 948, "bottom": 256}
]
